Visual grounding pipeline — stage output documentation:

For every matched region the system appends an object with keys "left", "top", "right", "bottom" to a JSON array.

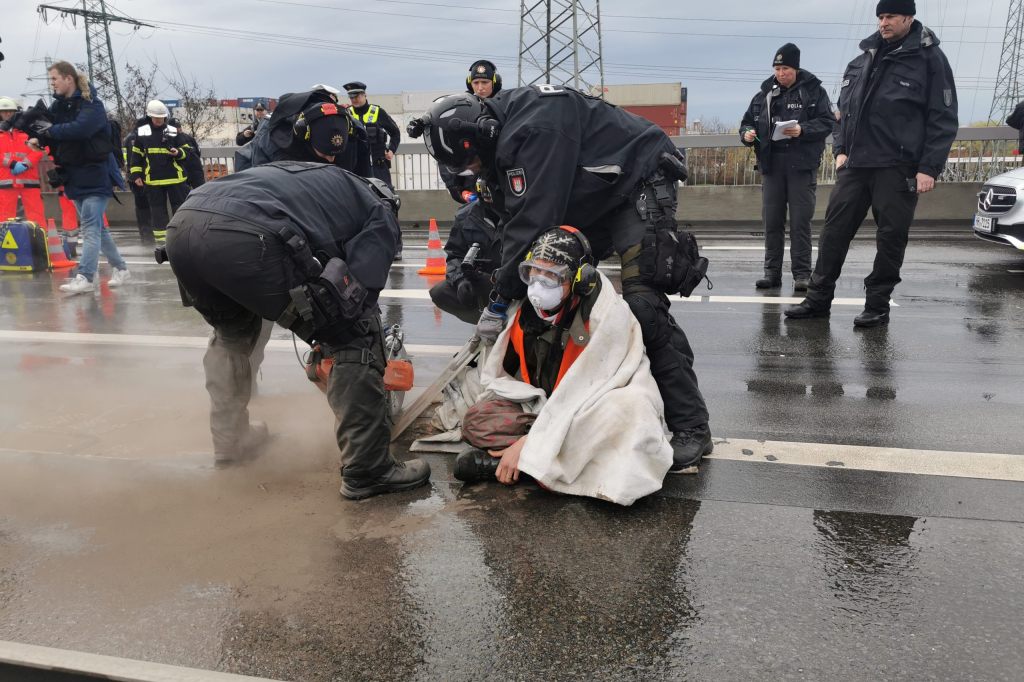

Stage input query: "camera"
[{"left": 46, "top": 167, "right": 67, "bottom": 188}]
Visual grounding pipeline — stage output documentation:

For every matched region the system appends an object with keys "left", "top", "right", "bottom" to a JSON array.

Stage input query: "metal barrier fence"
[{"left": 201, "top": 126, "right": 1019, "bottom": 189}]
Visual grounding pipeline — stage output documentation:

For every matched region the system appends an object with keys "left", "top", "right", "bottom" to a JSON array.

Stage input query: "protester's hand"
[
  {"left": 835, "top": 153, "right": 848, "bottom": 170},
  {"left": 11, "top": 162, "right": 29, "bottom": 176},
  {"left": 742, "top": 129, "right": 756, "bottom": 143},
  {"left": 491, "top": 436, "right": 526, "bottom": 485},
  {"left": 385, "top": 149, "right": 394, "bottom": 161},
  {"left": 476, "top": 301, "right": 508, "bottom": 345},
  {"left": 134, "top": 178, "right": 144, "bottom": 187},
  {"left": 783, "top": 124, "right": 801, "bottom": 137},
  {"left": 915, "top": 173, "right": 935, "bottom": 194}
]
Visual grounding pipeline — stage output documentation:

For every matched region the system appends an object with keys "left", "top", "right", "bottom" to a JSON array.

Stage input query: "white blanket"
[{"left": 478, "top": 271, "right": 672, "bottom": 505}]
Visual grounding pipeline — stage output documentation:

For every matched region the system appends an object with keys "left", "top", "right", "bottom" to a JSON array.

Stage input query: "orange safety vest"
[{"left": 508, "top": 305, "right": 588, "bottom": 393}]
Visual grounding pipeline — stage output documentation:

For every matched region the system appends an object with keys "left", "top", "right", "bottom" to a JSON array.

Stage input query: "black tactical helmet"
[{"left": 407, "top": 93, "right": 498, "bottom": 170}]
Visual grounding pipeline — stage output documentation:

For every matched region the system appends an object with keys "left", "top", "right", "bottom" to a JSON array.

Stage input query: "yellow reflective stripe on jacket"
[
  {"left": 140, "top": 144, "right": 191, "bottom": 185},
  {"left": 354, "top": 104, "right": 379, "bottom": 124}
]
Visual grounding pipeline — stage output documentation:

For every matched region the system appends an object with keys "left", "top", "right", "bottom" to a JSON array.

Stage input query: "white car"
[{"left": 973, "top": 167, "right": 1024, "bottom": 250}]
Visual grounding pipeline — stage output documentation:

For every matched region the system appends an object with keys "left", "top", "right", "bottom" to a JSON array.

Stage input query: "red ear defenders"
[
  {"left": 293, "top": 102, "right": 341, "bottom": 141},
  {"left": 558, "top": 225, "right": 598, "bottom": 297}
]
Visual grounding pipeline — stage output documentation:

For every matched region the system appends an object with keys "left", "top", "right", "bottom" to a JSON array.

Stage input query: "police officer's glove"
[
  {"left": 456, "top": 278, "right": 477, "bottom": 308},
  {"left": 11, "top": 162, "right": 29, "bottom": 176},
  {"left": 476, "top": 299, "right": 508, "bottom": 345}
]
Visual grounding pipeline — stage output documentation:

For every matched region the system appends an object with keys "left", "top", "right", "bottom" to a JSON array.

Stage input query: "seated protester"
[
  {"left": 429, "top": 198, "right": 502, "bottom": 324},
  {"left": 453, "top": 226, "right": 675, "bottom": 506}
]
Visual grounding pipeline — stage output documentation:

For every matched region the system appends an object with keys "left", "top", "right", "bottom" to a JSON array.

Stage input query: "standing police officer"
[
  {"left": 409, "top": 88, "right": 713, "bottom": 472},
  {"left": 165, "top": 161, "right": 429, "bottom": 499},
  {"left": 740, "top": 44, "right": 834, "bottom": 291},
  {"left": 345, "top": 81, "right": 402, "bottom": 259},
  {"left": 786, "top": 0, "right": 957, "bottom": 327}
]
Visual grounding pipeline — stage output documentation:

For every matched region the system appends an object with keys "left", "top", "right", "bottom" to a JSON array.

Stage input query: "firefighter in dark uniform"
[
  {"left": 786, "top": 0, "right": 958, "bottom": 327},
  {"left": 740, "top": 43, "right": 835, "bottom": 291},
  {"left": 128, "top": 100, "right": 195, "bottom": 244},
  {"left": 164, "top": 161, "right": 430, "bottom": 500},
  {"left": 345, "top": 81, "right": 402, "bottom": 259},
  {"left": 428, "top": 195, "right": 503, "bottom": 324},
  {"left": 409, "top": 88, "right": 713, "bottom": 472}
]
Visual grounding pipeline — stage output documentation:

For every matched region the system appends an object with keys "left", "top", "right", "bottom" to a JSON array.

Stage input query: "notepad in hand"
[{"left": 772, "top": 120, "right": 799, "bottom": 141}]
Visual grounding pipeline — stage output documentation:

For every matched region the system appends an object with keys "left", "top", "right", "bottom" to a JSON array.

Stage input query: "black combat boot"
[
  {"left": 793, "top": 278, "right": 809, "bottom": 292},
  {"left": 214, "top": 421, "right": 270, "bottom": 467},
  {"left": 755, "top": 276, "right": 782, "bottom": 289},
  {"left": 784, "top": 301, "right": 830, "bottom": 319},
  {"left": 453, "top": 446, "right": 500, "bottom": 483},
  {"left": 854, "top": 309, "right": 890, "bottom": 328},
  {"left": 669, "top": 425, "right": 713, "bottom": 474},
  {"left": 340, "top": 459, "right": 431, "bottom": 500}
]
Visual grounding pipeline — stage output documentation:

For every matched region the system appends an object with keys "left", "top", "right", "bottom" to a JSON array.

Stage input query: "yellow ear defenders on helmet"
[
  {"left": 558, "top": 225, "right": 598, "bottom": 297},
  {"left": 466, "top": 59, "right": 503, "bottom": 95}
]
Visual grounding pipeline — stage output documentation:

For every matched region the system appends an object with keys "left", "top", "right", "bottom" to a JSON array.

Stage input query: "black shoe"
[
  {"left": 453, "top": 446, "right": 500, "bottom": 483},
  {"left": 669, "top": 425, "right": 713, "bottom": 474},
  {"left": 392, "top": 250, "right": 403, "bottom": 262},
  {"left": 340, "top": 459, "right": 431, "bottom": 500},
  {"left": 214, "top": 421, "right": 270, "bottom": 467},
  {"left": 755, "top": 277, "right": 782, "bottom": 289},
  {"left": 793, "top": 278, "right": 809, "bottom": 292},
  {"left": 854, "top": 310, "right": 890, "bottom": 328},
  {"left": 784, "top": 302, "right": 830, "bottom": 319}
]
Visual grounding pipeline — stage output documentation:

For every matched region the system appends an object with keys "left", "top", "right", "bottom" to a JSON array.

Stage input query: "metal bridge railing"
[{"left": 201, "top": 127, "right": 1019, "bottom": 189}]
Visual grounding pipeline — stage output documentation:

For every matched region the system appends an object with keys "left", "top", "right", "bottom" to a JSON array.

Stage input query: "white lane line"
[
  {"left": 709, "top": 437, "right": 1024, "bottom": 482},
  {"left": 1009, "top": 269, "right": 1024, "bottom": 274},
  {"left": 377, "top": 289, "right": 879, "bottom": 307},
  {"left": 0, "top": 330, "right": 462, "bottom": 356}
]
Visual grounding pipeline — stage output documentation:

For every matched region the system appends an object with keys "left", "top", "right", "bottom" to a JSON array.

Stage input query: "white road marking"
[
  {"left": 377, "top": 289, "right": 880, "bottom": 307},
  {"left": 1009, "top": 269, "right": 1024, "bottom": 274},
  {"left": 0, "top": 330, "right": 462, "bottom": 356},
  {"left": 709, "top": 437, "right": 1024, "bottom": 482}
]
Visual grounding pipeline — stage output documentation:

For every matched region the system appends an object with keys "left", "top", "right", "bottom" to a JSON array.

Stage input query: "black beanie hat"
[
  {"left": 876, "top": 0, "right": 915, "bottom": 15},
  {"left": 772, "top": 43, "right": 800, "bottom": 70}
]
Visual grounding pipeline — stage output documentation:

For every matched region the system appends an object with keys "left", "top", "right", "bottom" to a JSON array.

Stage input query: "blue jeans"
[{"left": 73, "top": 194, "right": 126, "bottom": 281}]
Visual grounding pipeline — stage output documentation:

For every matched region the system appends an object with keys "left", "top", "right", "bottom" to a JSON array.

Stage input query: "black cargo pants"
[
  {"left": 591, "top": 175, "right": 710, "bottom": 433},
  {"left": 761, "top": 153, "right": 816, "bottom": 280},
  {"left": 146, "top": 182, "right": 190, "bottom": 238},
  {"left": 805, "top": 166, "right": 918, "bottom": 313},
  {"left": 165, "top": 209, "right": 395, "bottom": 479}
]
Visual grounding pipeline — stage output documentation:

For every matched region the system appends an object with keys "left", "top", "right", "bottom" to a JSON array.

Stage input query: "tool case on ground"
[{"left": 0, "top": 220, "right": 49, "bottom": 273}]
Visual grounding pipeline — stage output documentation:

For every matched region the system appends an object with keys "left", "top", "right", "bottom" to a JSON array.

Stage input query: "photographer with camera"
[
  {"left": 26, "top": 61, "right": 129, "bottom": 294},
  {"left": 127, "top": 100, "right": 195, "bottom": 244}
]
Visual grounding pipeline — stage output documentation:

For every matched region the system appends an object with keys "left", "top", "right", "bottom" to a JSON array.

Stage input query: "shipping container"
[{"left": 601, "top": 83, "right": 682, "bottom": 107}]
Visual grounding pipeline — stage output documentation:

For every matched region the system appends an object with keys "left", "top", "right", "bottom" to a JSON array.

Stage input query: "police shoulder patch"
[
  {"left": 944, "top": 89, "right": 953, "bottom": 107},
  {"left": 507, "top": 168, "right": 527, "bottom": 196}
]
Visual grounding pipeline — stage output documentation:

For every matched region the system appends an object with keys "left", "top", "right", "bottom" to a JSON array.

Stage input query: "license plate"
[{"left": 974, "top": 214, "right": 993, "bottom": 233}]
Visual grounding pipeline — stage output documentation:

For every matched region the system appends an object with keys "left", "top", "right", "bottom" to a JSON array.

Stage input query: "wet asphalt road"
[{"left": 0, "top": 229, "right": 1022, "bottom": 680}]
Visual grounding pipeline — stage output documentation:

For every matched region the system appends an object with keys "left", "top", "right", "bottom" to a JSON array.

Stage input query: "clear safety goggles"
[{"left": 518, "top": 260, "right": 570, "bottom": 287}]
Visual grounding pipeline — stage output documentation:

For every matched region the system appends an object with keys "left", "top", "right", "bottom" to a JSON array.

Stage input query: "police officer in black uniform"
[
  {"left": 439, "top": 60, "right": 504, "bottom": 204},
  {"left": 428, "top": 197, "right": 502, "bottom": 324},
  {"left": 409, "top": 88, "right": 713, "bottom": 472},
  {"left": 786, "top": 0, "right": 958, "bottom": 327},
  {"left": 164, "top": 161, "right": 430, "bottom": 500},
  {"left": 740, "top": 43, "right": 835, "bottom": 291}
]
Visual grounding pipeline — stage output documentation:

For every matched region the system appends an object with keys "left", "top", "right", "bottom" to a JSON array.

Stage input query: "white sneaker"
[
  {"left": 109, "top": 268, "right": 132, "bottom": 288},
  {"left": 59, "top": 274, "right": 95, "bottom": 294}
]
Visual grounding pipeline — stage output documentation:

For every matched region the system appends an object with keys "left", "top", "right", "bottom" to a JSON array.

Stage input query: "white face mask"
[{"left": 527, "top": 279, "right": 565, "bottom": 315}]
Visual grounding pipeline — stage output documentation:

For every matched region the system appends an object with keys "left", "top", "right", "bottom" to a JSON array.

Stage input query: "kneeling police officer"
[
  {"left": 409, "top": 88, "right": 713, "bottom": 472},
  {"left": 165, "top": 161, "right": 430, "bottom": 500}
]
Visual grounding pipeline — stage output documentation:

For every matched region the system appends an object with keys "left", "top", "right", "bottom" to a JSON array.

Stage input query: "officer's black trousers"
[
  {"left": 593, "top": 177, "right": 710, "bottom": 433},
  {"left": 130, "top": 181, "right": 153, "bottom": 243},
  {"left": 429, "top": 276, "right": 491, "bottom": 325},
  {"left": 761, "top": 161, "right": 815, "bottom": 280},
  {"left": 165, "top": 209, "right": 395, "bottom": 479},
  {"left": 805, "top": 166, "right": 918, "bottom": 313},
  {"left": 146, "top": 182, "right": 190, "bottom": 233}
]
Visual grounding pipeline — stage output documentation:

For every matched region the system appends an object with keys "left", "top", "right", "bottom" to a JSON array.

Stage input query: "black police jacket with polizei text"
[
  {"left": 834, "top": 21, "right": 958, "bottom": 178},
  {"left": 482, "top": 85, "right": 677, "bottom": 300},
  {"left": 739, "top": 70, "right": 835, "bottom": 175},
  {"left": 171, "top": 162, "right": 399, "bottom": 301}
]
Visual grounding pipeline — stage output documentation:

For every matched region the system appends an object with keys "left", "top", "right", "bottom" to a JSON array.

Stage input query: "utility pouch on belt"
[
  {"left": 658, "top": 151, "right": 688, "bottom": 183},
  {"left": 638, "top": 228, "right": 710, "bottom": 297},
  {"left": 318, "top": 257, "right": 368, "bottom": 320}
]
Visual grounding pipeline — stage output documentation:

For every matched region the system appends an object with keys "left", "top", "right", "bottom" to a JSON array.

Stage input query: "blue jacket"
[{"left": 46, "top": 85, "right": 115, "bottom": 200}]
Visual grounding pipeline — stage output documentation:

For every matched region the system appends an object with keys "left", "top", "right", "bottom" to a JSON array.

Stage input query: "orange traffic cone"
[
  {"left": 45, "top": 218, "right": 76, "bottom": 269},
  {"left": 417, "top": 217, "right": 446, "bottom": 276}
]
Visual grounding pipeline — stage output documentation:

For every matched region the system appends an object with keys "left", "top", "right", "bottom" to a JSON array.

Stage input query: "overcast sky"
[{"left": 0, "top": 0, "right": 1013, "bottom": 125}]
